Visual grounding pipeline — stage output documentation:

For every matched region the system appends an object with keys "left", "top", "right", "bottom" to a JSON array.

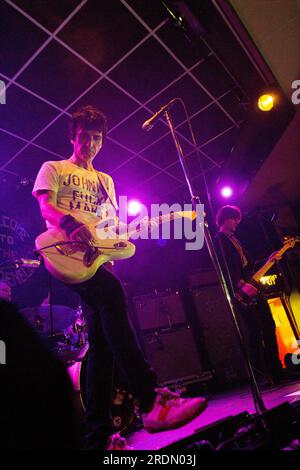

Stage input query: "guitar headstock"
[
  {"left": 176, "top": 210, "right": 197, "bottom": 221},
  {"left": 282, "top": 236, "right": 300, "bottom": 250}
]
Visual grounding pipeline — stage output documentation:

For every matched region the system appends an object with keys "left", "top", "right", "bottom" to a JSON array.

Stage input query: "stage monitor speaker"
[
  {"left": 141, "top": 326, "right": 204, "bottom": 385},
  {"left": 133, "top": 290, "right": 186, "bottom": 331},
  {"left": 190, "top": 283, "right": 247, "bottom": 383}
]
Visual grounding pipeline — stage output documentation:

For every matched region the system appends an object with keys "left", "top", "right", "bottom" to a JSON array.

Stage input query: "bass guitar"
[{"left": 234, "top": 236, "right": 299, "bottom": 306}]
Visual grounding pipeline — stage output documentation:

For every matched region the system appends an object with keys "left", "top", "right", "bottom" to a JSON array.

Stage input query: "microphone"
[
  {"left": 142, "top": 98, "right": 177, "bottom": 131},
  {"left": 0, "top": 258, "right": 41, "bottom": 270},
  {"left": 1, "top": 258, "right": 42, "bottom": 270},
  {"left": 15, "top": 258, "right": 42, "bottom": 269}
]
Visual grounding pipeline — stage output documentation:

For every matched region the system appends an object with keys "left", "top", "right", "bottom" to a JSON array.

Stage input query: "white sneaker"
[{"left": 142, "top": 387, "right": 207, "bottom": 433}]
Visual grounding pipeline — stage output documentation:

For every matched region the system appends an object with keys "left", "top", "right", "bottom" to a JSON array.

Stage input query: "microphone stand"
[
  {"left": 48, "top": 272, "right": 55, "bottom": 338},
  {"left": 164, "top": 109, "right": 267, "bottom": 415}
]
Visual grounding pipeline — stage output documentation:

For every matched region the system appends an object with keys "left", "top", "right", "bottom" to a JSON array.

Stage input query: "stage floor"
[{"left": 126, "top": 379, "right": 300, "bottom": 450}]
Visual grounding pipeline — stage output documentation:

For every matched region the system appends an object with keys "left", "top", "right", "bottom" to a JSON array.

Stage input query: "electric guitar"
[
  {"left": 35, "top": 211, "right": 196, "bottom": 284},
  {"left": 234, "top": 236, "right": 299, "bottom": 306}
]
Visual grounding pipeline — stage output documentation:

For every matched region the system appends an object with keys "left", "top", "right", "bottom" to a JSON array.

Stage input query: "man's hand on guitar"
[
  {"left": 69, "top": 226, "right": 99, "bottom": 267},
  {"left": 59, "top": 214, "right": 94, "bottom": 244},
  {"left": 59, "top": 215, "right": 98, "bottom": 266},
  {"left": 238, "top": 280, "right": 258, "bottom": 299}
]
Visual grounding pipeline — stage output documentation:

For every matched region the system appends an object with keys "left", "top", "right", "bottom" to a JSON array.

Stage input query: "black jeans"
[
  {"left": 70, "top": 266, "right": 158, "bottom": 450},
  {"left": 236, "top": 295, "right": 282, "bottom": 377}
]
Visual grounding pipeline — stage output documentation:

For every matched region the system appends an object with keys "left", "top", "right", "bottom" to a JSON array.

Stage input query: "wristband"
[{"left": 59, "top": 214, "right": 83, "bottom": 237}]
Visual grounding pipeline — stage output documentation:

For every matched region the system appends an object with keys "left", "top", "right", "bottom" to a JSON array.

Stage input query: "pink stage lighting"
[
  {"left": 128, "top": 200, "right": 141, "bottom": 216},
  {"left": 221, "top": 186, "right": 233, "bottom": 198}
]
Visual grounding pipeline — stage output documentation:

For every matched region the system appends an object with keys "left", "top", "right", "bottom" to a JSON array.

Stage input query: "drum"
[
  {"left": 19, "top": 305, "right": 75, "bottom": 336},
  {"left": 63, "top": 305, "right": 88, "bottom": 347},
  {"left": 67, "top": 344, "right": 138, "bottom": 435}
]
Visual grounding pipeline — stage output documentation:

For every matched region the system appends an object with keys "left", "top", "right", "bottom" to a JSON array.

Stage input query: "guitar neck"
[
  {"left": 156, "top": 212, "right": 186, "bottom": 224},
  {"left": 251, "top": 244, "right": 292, "bottom": 283},
  {"left": 127, "top": 211, "right": 194, "bottom": 239},
  {"left": 252, "top": 260, "right": 276, "bottom": 283}
]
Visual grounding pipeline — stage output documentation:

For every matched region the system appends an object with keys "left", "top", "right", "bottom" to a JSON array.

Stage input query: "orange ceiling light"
[{"left": 258, "top": 93, "right": 274, "bottom": 111}]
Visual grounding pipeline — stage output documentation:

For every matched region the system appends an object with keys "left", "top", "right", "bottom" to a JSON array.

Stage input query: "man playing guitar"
[
  {"left": 214, "top": 205, "right": 284, "bottom": 384},
  {"left": 32, "top": 105, "right": 207, "bottom": 450}
]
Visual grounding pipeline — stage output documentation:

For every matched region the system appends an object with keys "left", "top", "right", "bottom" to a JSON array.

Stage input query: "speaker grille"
[{"left": 141, "top": 326, "right": 203, "bottom": 385}]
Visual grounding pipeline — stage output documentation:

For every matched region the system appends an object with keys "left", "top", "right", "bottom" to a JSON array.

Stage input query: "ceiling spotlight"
[
  {"left": 258, "top": 94, "right": 274, "bottom": 111},
  {"left": 128, "top": 200, "right": 141, "bottom": 216},
  {"left": 19, "top": 177, "right": 30, "bottom": 186},
  {"left": 221, "top": 186, "right": 233, "bottom": 198}
]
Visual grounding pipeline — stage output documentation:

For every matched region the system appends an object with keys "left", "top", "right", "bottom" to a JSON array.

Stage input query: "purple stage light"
[
  {"left": 221, "top": 186, "right": 233, "bottom": 198},
  {"left": 128, "top": 200, "right": 141, "bottom": 216}
]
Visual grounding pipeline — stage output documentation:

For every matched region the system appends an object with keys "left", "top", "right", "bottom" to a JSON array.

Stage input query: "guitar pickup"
[
  {"left": 55, "top": 243, "right": 81, "bottom": 256},
  {"left": 114, "top": 242, "right": 127, "bottom": 249}
]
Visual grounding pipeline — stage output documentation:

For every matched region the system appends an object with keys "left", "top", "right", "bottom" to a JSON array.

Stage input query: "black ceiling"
[{"left": 1, "top": 0, "right": 266, "bottom": 205}]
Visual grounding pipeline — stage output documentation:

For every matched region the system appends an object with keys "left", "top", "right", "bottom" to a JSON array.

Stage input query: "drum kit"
[
  {"left": 3, "top": 256, "right": 139, "bottom": 434},
  {"left": 19, "top": 303, "right": 139, "bottom": 435}
]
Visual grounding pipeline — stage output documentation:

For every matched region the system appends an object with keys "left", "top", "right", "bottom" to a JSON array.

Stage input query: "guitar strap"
[
  {"left": 228, "top": 235, "right": 248, "bottom": 268},
  {"left": 97, "top": 173, "right": 118, "bottom": 211}
]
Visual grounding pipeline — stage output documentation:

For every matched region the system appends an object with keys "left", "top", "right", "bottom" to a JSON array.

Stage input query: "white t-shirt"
[{"left": 32, "top": 160, "right": 118, "bottom": 228}]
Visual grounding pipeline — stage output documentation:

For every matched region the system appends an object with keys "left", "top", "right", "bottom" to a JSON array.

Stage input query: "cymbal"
[{"left": 19, "top": 305, "right": 75, "bottom": 336}]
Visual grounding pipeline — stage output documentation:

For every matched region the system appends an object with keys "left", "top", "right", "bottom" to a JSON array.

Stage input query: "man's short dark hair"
[
  {"left": 216, "top": 205, "right": 242, "bottom": 227},
  {"left": 70, "top": 105, "right": 108, "bottom": 140}
]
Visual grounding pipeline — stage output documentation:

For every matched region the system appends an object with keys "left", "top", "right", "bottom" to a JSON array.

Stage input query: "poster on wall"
[{"left": 0, "top": 212, "right": 36, "bottom": 287}]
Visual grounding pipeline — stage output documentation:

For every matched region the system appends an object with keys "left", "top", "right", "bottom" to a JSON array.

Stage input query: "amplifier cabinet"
[
  {"left": 141, "top": 326, "right": 204, "bottom": 385},
  {"left": 133, "top": 290, "right": 186, "bottom": 332},
  {"left": 191, "top": 285, "right": 247, "bottom": 383}
]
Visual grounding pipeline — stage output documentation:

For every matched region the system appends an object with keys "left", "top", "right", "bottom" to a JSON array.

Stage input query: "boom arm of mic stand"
[{"left": 164, "top": 109, "right": 267, "bottom": 415}]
